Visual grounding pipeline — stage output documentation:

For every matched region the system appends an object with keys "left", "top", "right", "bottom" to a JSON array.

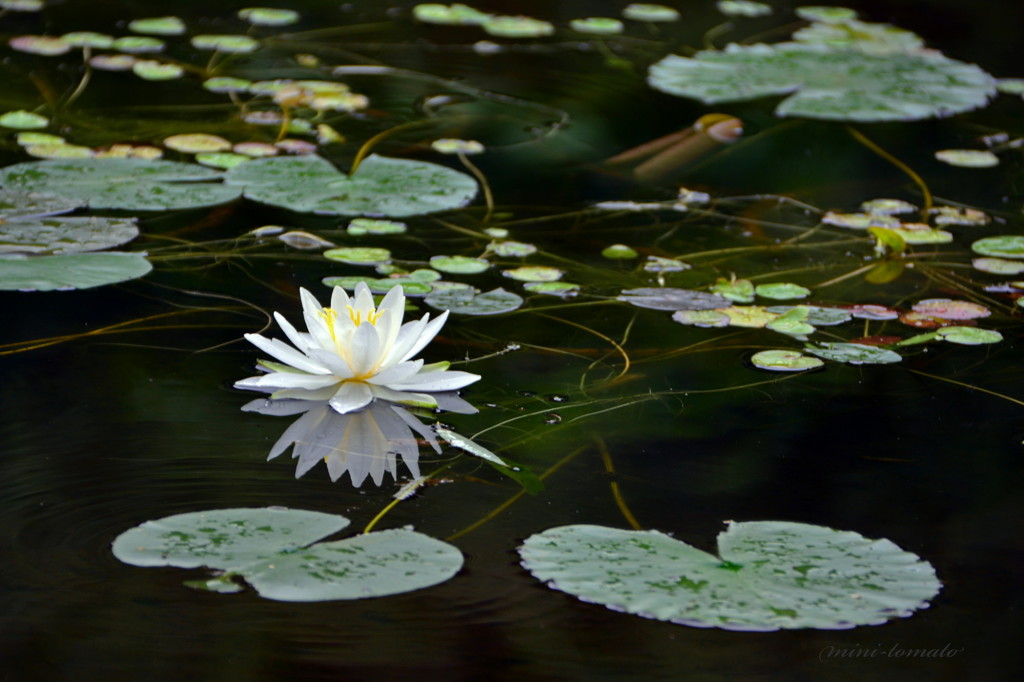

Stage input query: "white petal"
[
  {"left": 236, "top": 372, "right": 341, "bottom": 390},
  {"left": 352, "top": 282, "right": 376, "bottom": 316},
  {"left": 399, "top": 311, "right": 449, "bottom": 362},
  {"left": 375, "top": 285, "right": 406, "bottom": 353},
  {"left": 307, "top": 347, "right": 356, "bottom": 379},
  {"left": 367, "top": 385, "right": 438, "bottom": 409},
  {"left": 388, "top": 368, "right": 480, "bottom": 391},
  {"left": 330, "top": 285, "right": 351, "bottom": 312},
  {"left": 244, "top": 333, "right": 330, "bottom": 375},
  {"left": 366, "top": 359, "right": 424, "bottom": 387},
  {"left": 328, "top": 381, "right": 374, "bottom": 414},
  {"left": 267, "top": 385, "right": 339, "bottom": 401},
  {"left": 300, "top": 288, "right": 334, "bottom": 350},
  {"left": 384, "top": 316, "right": 429, "bottom": 365},
  {"left": 274, "top": 312, "right": 313, "bottom": 354},
  {"left": 347, "top": 322, "right": 383, "bottom": 377}
]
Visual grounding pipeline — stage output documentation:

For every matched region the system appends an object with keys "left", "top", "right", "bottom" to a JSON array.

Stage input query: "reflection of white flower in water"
[
  {"left": 243, "top": 393, "right": 476, "bottom": 487},
  {"left": 235, "top": 283, "right": 480, "bottom": 414}
]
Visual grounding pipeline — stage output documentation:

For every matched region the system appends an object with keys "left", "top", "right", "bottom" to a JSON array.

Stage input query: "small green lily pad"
[
  {"left": 523, "top": 281, "right": 580, "bottom": 297},
  {"left": 721, "top": 306, "right": 777, "bottom": 328},
  {"left": 717, "top": 1, "right": 772, "bottom": 18},
  {"left": 128, "top": 16, "right": 186, "bottom": 36},
  {"left": 750, "top": 350, "right": 824, "bottom": 371},
  {"left": 755, "top": 282, "right": 811, "bottom": 300},
  {"left": 860, "top": 198, "right": 917, "bottom": 215},
  {"left": 164, "top": 133, "right": 233, "bottom": 154},
  {"left": 0, "top": 110, "right": 49, "bottom": 130},
  {"left": 972, "top": 235, "right": 1024, "bottom": 258},
  {"left": 711, "top": 278, "right": 755, "bottom": 303},
  {"left": 935, "top": 326, "right": 1003, "bottom": 345},
  {"left": 9, "top": 35, "right": 72, "bottom": 56},
  {"left": 622, "top": 4, "right": 680, "bottom": 22},
  {"left": 430, "top": 254, "right": 490, "bottom": 274},
  {"left": 61, "top": 32, "right": 115, "bottom": 49},
  {"left": 203, "top": 77, "right": 254, "bottom": 93},
  {"left": 569, "top": 18, "right": 624, "bottom": 35},
  {"left": 972, "top": 257, "right": 1024, "bottom": 275},
  {"left": 671, "top": 309, "right": 730, "bottom": 327},
  {"left": 132, "top": 60, "right": 184, "bottom": 81},
  {"left": 0, "top": 252, "right": 152, "bottom": 291},
  {"left": 431, "top": 138, "right": 485, "bottom": 155},
  {"left": 643, "top": 256, "right": 690, "bottom": 273},
  {"left": 191, "top": 34, "right": 260, "bottom": 53},
  {"left": 238, "top": 8, "right": 300, "bottom": 26},
  {"left": 488, "top": 240, "right": 537, "bottom": 257},
  {"left": 348, "top": 218, "right": 407, "bottom": 235},
  {"left": 89, "top": 54, "right": 137, "bottom": 71},
  {"left": 934, "top": 149, "right": 999, "bottom": 168},
  {"left": 601, "top": 244, "right": 638, "bottom": 260},
  {"left": 805, "top": 342, "right": 902, "bottom": 365},
  {"left": 519, "top": 522, "right": 940, "bottom": 630},
  {"left": 619, "top": 287, "right": 730, "bottom": 311},
  {"left": 225, "top": 154, "right": 477, "bottom": 217},
  {"left": 482, "top": 16, "right": 555, "bottom": 38},
  {"left": 503, "top": 266, "right": 563, "bottom": 282},
  {"left": 425, "top": 287, "right": 523, "bottom": 315},
  {"left": 323, "top": 247, "right": 391, "bottom": 265},
  {"left": 413, "top": 3, "right": 493, "bottom": 26},
  {"left": 112, "top": 36, "right": 166, "bottom": 53}
]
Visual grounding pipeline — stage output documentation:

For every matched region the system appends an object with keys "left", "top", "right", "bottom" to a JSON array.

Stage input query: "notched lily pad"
[
  {"left": 618, "top": 287, "right": 730, "bottom": 311},
  {"left": 425, "top": 287, "right": 523, "bottom": 315},
  {"left": 0, "top": 158, "right": 242, "bottom": 211},
  {"left": 225, "top": 154, "right": 477, "bottom": 217},
  {"left": 519, "top": 522, "right": 940, "bottom": 631},
  {"left": 112, "top": 507, "right": 463, "bottom": 602}
]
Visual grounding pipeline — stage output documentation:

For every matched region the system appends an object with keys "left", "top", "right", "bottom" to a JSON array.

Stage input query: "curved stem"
[{"left": 847, "top": 125, "right": 932, "bottom": 215}]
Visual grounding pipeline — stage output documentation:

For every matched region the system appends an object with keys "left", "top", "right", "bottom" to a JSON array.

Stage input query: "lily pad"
[
  {"left": 224, "top": 154, "right": 477, "bottom": 217},
  {"left": 430, "top": 254, "right": 490, "bottom": 274},
  {"left": 711, "top": 277, "right": 755, "bottom": 303},
  {"left": 601, "top": 244, "right": 638, "bottom": 260},
  {"left": 750, "top": 350, "right": 824, "bottom": 371},
  {"left": 0, "top": 252, "right": 152, "bottom": 291},
  {"left": 482, "top": 16, "right": 555, "bottom": 38},
  {"left": 805, "top": 342, "right": 902, "bottom": 365},
  {"left": 323, "top": 246, "right": 391, "bottom": 265},
  {"left": 0, "top": 110, "right": 48, "bottom": 130},
  {"left": 191, "top": 34, "right": 260, "bottom": 53},
  {"left": 132, "top": 60, "right": 184, "bottom": 81},
  {"left": 519, "top": 522, "right": 940, "bottom": 630},
  {"left": 488, "top": 240, "right": 537, "bottom": 257},
  {"left": 618, "top": 287, "right": 730, "bottom": 311},
  {"left": 60, "top": 33, "right": 115, "bottom": 48},
  {"left": 523, "top": 281, "right": 580, "bottom": 297},
  {"left": 622, "top": 4, "right": 680, "bottom": 22},
  {"left": 413, "top": 3, "right": 493, "bottom": 26},
  {"left": 972, "top": 235, "right": 1024, "bottom": 259},
  {"left": 9, "top": 35, "right": 72, "bottom": 56},
  {"left": 648, "top": 41, "right": 996, "bottom": 122},
  {"left": 503, "top": 266, "right": 563, "bottom": 282},
  {"left": 671, "top": 309, "right": 730, "bottom": 327},
  {"left": 755, "top": 282, "right": 811, "bottom": 300},
  {"left": 164, "top": 133, "right": 232, "bottom": 154},
  {"left": 973, "top": 257, "right": 1024, "bottom": 275},
  {"left": 0, "top": 158, "right": 242, "bottom": 211},
  {"left": 128, "top": 16, "right": 186, "bottom": 36},
  {"left": 721, "top": 305, "right": 777, "bottom": 328},
  {"left": 569, "top": 18, "right": 624, "bottom": 35},
  {"left": 934, "top": 149, "right": 999, "bottom": 168},
  {"left": 238, "top": 8, "right": 300, "bottom": 26},
  {"left": 346, "top": 218, "right": 406, "bottom": 235},
  {"left": 112, "top": 507, "right": 463, "bottom": 602},
  {"left": 112, "top": 36, "right": 165, "bottom": 53},
  {"left": 0, "top": 216, "right": 138, "bottom": 254},
  {"left": 425, "top": 287, "right": 523, "bottom": 315},
  {"left": 767, "top": 305, "right": 851, "bottom": 326},
  {"left": 717, "top": 1, "right": 772, "bottom": 18},
  {"left": 911, "top": 298, "right": 990, "bottom": 320},
  {"left": 643, "top": 256, "right": 689, "bottom": 273},
  {"left": 935, "top": 326, "right": 1003, "bottom": 345}
]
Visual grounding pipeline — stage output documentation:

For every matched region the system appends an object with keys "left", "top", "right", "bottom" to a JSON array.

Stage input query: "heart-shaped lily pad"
[
  {"left": 519, "top": 522, "right": 940, "bottom": 631},
  {"left": 0, "top": 158, "right": 242, "bottom": 211},
  {"left": 225, "top": 154, "right": 477, "bottom": 217},
  {"left": 113, "top": 507, "right": 464, "bottom": 602}
]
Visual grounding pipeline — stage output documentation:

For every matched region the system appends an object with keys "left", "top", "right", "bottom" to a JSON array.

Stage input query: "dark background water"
[{"left": 2, "top": 1, "right": 1023, "bottom": 680}]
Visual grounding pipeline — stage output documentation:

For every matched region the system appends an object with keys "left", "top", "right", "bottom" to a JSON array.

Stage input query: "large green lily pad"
[
  {"left": 0, "top": 158, "right": 242, "bottom": 211},
  {"left": 0, "top": 216, "right": 139, "bottom": 254},
  {"left": 113, "top": 507, "right": 463, "bottom": 602},
  {"left": 519, "top": 522, "right": 940, "bottom": 631},
  {"left": 224, "top": 154, "right": 478, "bottom": 217},
  {"left": 648, "top": 41, "right": 996, "bottom": 121},
  {"left": 0, "top": 252, "right": 152, "bottom": 290}
]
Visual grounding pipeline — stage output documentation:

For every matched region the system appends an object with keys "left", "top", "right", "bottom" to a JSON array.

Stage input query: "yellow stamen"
[{"left": 345, "top": 304, "right": 382, "bottom": 326}]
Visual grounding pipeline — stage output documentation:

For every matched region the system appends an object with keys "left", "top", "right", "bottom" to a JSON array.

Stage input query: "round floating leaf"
[
  {"left": 225, "top": 154, "right": 477, "bottom": 217},
  {"left": 848, "top": 303, "right": 900, "bottom": 320},
  {"left": 321, "top": 276, "right": 433, "bottom": 296},
  {"left": 113, "top": 36, "right": 166, "bottom": 53},
  {"left": 643, "top": 256, "right": 689, "bottom": 273},
  {"left": 671, "top": 309, "right": 730, "bottom": 327},
  {"left": 430, "top": 254, "right": 489, "bottom": 274},
  {"left": 822, "top": 211, "right": 899, "bottom": 229},
  {"left": 128, "top": 16, "right": 186, "bottom": 36},
  {"left": 519, "top": 522, "right": 939, "bottom": 631},
  {"left": 619, "top": 287, "right": 730, "bottom": 311},
  {"left": 622, "top": 4, "right": 680, "bottom": 22},
  {"left": 482, "top": 16, "right": 555, "bottom": 38},
  {"left": 751, "top": 350, "right": 824, "bottom": 371},
  {"left": 191, "top": 34, "right": 260, "bottom": 53},
  {"left": 112, "top": 508, "right": 350, "bottom": 571},
  {"left": 973, "top": 257, "right": 1024, "bottom": 275},
  {"left": 0, "top": 216, "right": 138, "bottom": 255},
  {"left": 0, "top": 110, "right": 48, "bottom": 130},
  {"left": 766, "top": 306, "right": 815, "bottom": 337},
  {"left": 132, "top": 60, "right": 184, "bottom": 81},
  {"left": 196, "top": 152, "right": 250, "bottom": 169},
  {"left": 523, "top": 281, "right": 580, "bottom": 297},
  {"left": 892, "top": 225, "right": 952, "bottom": 244},
  {"left": 0, "top": 188, "right": 82, "bottom": 220},
  {"left": 348, "top": 218, "right": 407, "bottom": 235},
  {"left": 233, "top": 142, "right": 278, "bottom": 158},
  {"left": 238, "top": 7, "right": 300, "bottom": 26},
  {"left": 90, "top": 54, "right": 137, "bottom": 71},
  {"left": 413, "top": 3, "right": 493, "bottom": 26},
  {"left": 425, "top": 287, "right": 523, "bottom": 315},
  {"left": 601, "top": 244, "right": 638, "bottom": 260},
  {"left": 502, "top": 265, "right": 563, "bottom": 282},
  {"left": 203, "top": 77, "right": 253, "bottom": 93},
  {"left": 936, "top": 326, "right": 1003, "bottom": 345},
  {"left": 488, "top": 240, "right": 537, "bottom": 257},
  {"left": 722, "top": 305, "right": 777, "bottom": 328},
  {"left": 768, "top": 305, "right": 851, "bottom": 326},
  {"left": 431, "top": 138, "right": 485, "bottom": 155},
  {"left": 934, "top": 149, "right": 999, "bottom": 168},
  {"left": 755, "top": 282, "right": 811, "bottom": 300},
  {"left": 15, "top": 132, "right": 65, "bottom": 146},
  {"left": 243, "top": 528, "right": 463, "bottom": 602},
  {"left": 61, "top": 31, "right": 115, "bottom": 48},
  {"left": 860, "top": 198, "right": 917, "bottom": 215},
  {"left": 9, "top": 35, "right": 72, "bottom": 56},
  {"left": 717, "top": 1, "right": 772, "bottom": 17},
  {"left": 23, "top": 144, "right": 94, "bottom": 160},
  {"left": 972, "top": 235, "right": 1024, "bottom": 258},
  {"left": 711, "top": 277, "right": 755, "bottom": 303},
  {"left": 1, "top": 0, "right": 44, "bottom": 11},
  {"left": 569, "top": 18, "right": 624, "bottom": 35},
  {"left": 0, "top": 252, "right": 152, "bottom": 291},
  {"left": 930, "top": 206, "right": 989, "bottom": 226},
  {"left": 805, "top": 342, "right": 902, "bottom": 365},
  {"left": 648, "top": 41, "right": 996, "bottom": 122},
  {"left": 164, "top": 133, "right": 232, "bottom": 153},
  {"left": 912, "top": 298, "right": 990, "bottom": 320},
  {"left": 0, "top": 158, "right": 242, "bottom": 211},
  {"left": 323, "top": 246, "right": 391, "bottom": 265}
]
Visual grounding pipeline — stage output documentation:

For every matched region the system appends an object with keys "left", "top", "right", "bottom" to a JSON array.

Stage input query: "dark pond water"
[{"left": 2, "top": 1, "right": 1023, "bottom": 680}]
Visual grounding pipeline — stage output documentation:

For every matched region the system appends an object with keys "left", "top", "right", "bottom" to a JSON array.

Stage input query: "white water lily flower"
[{"left": 235, "top": 283, "right": 479, "bottom": 414}]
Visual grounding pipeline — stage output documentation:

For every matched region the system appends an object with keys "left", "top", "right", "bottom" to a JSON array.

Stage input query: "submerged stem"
[{"left": 846, "top": 126, "right": 933, "bottom": 215}]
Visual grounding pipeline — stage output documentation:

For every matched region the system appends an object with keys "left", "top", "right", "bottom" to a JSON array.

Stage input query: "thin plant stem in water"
[
  {"left": 846, "top": 125, "right": 933, "bottom": 215},
  {"left": 596, "top": 435, "right": 643, "bottom": 531}
]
